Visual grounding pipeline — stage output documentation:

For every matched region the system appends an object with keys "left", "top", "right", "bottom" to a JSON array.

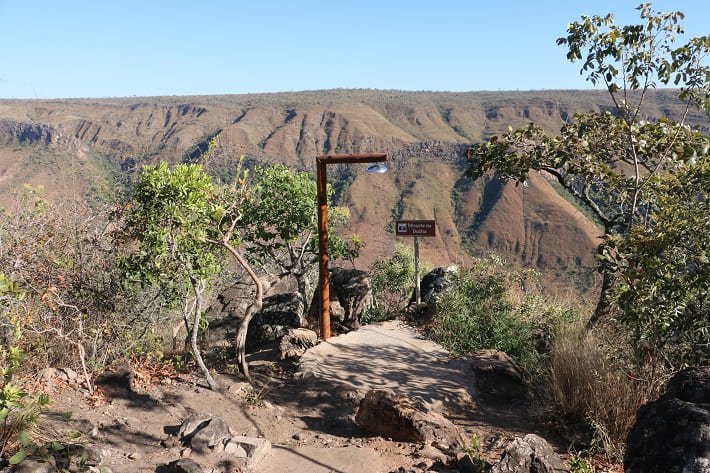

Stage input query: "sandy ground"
[{"left": 34, "top": 320, "right": 550, "bottom": 473}]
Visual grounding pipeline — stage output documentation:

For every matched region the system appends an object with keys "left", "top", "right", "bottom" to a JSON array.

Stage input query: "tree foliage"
[
  {"left": 466, "top": 3, "right": 709, "bottom": 368},
  {"left": 609, "top": 159, "right": 709, "bottom": 366},
  {"left": 119, "top": 162, "right": 223, "bottom": 390},
  {"left": 242, "top": 164, "right": 360, "bottom": 305},
  {"left": 369, "top": 243, "right": 429, "bottom": 313}
]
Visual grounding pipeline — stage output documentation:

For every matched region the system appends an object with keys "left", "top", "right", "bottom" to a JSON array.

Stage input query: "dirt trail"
[
  {"left": 37, "top": 320, "right": 547, "bottom": 473},
  {"left": 298, "top": 320, "right": 476, "bottom": 409}
]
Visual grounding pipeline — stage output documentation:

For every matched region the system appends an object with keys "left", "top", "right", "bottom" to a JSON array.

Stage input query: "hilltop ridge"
[{"left": 1, "top": 88, "right": 705, "bottom": 297}]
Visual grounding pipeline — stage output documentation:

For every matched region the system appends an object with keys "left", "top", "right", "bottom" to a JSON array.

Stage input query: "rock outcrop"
[
  {"left": 278, "top": 328, "right": 319, "bottom": 360},
  {"left": 468, "top": 350, "right": 526, "bottom": 404},
  {"left": 625, "top": 366, "right": 710, "bottom": 473},
  {"left": 307, "top": 267, "right": 374, "bottom": 334},
  {"left": 410, "top": 266, "right": 458, "bottom": 305},
  {"left": 489, "top": 434, "right": 568, "bottom": 473},
  {"left": 246, "top": 292, "right": 305, "bottom": 350},
  {"left": 355, "top": 389, "right": 464, "bottom": 454}
]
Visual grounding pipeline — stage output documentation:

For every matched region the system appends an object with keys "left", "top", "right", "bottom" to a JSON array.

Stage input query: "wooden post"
[
  {"left": 414, "top": 235, "right": 421, "bottom": 305},
  {"left": 316, "top": 160, "right": 330, "bottom": 340}
]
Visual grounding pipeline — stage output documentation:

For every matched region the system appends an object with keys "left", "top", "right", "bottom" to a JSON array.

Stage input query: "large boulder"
[
  {"left": 330, "top": 267, "right": 374, "bottom": 332},
  {"left": 178, "top": 413, "right": 231, "bottom": 452},
  {"left": 625, "top": 366, "right": 710, "bottom": 473},
  {"left": 205, "top": 278, "right": 266, "bottom": 348},
  {"left": 355, "top": 388, "right": 465, "bottom": 454},
  {"left": 246, "top": 292, "right": 305, "bottom": 350},
  {"left": 489, "top": 434, "right": 568, "bottom": 473},
  {"left": 468, "top": 350, "right": 526, "bottom": 404},
  {"left": 278, "top": 328, "right": 318, "bottom": 360},
  {"left": 306, "top": 267, "right": 373, "bottom": 334},
  {"left": 410, "top": 266, "right": 458, "bottom": 305}
]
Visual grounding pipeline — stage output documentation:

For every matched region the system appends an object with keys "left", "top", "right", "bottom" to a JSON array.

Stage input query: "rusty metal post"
[
  {"left": 316, "top": 159, "right": 330, "bottom": 339},
  {"left": 315, "top": 153, "right": 387, "bottom": 340}
]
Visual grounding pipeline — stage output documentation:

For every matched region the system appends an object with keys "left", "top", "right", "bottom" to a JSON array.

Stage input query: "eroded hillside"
[{"left": 1, "top": 89, "right": 702, "bottom": 297}]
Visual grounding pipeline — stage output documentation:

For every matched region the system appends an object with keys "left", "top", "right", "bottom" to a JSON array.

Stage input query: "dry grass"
[{"left": 547, "top": 323, "right": 649, "bottom": 461}]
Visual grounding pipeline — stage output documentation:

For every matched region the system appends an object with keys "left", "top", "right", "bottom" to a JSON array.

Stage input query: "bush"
[
  {"left": 429, "top": 258, "right": 574, "bottom": 376},
  {"left": 370, "top": 243, "right": 430, "bottom": 314},
  {"left": 0, "top": 275, "right": 50, "bottom": 463}
]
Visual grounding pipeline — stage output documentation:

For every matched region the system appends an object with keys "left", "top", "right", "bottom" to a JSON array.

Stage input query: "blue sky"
[{"left": 0, "top": 1, "right": 707, "bottom": 98}]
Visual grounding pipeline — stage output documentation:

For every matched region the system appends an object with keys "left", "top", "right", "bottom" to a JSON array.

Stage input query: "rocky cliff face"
[{"left": 0, "top": 89, "right": 699, "bottom": 297}]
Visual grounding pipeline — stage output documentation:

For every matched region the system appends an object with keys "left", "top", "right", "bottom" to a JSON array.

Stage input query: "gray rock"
[
  {"left": 625, "top": 367, "right": 710, "bottom": 473},
  {"left": 190, "top": 417, "right": 231, "bottom": 451},
  {"left": 278, "top": 328, "right": 318, "bottom": 360},
  {"left": 11, "top": 459, "right": 57, "bottom": 473},
  {"left": 38, "top": 367, "right": 79, "bottom": 385},
  {"left": 223, "top": 439, "right": 247, "bottom": 457},
  {"left": 178, "top": 413, "right": 214, "bottom": 441},
  {"left": 329, "top": 267, "right": 374, "bottom": 332},
  {"left": 178, "top": 414, "right": 231, "bottom": 452},
  {"left": 246, "top": 292, "right": 305, "bottom": 350},
  {"left": 410, "top": 266, "right": 457, "bottom": 305},
  {"left": 355, "top": 389, "right": 464, "bottom": 454},
  {"left": 66, "top": 445, "right": 109, "bottom": 467},
  {"left": 418, "top": 445, "right": 447, "bottom": 463},
  {"left": 228, "top": 436, "right": 271, "bottom": 467},
  {"left": 164, "top": 458, "right": 203, "bottom": 473},
  {"left": 489, "top": 434, "right": 568, "bottom": 473},
  {"left": 468, "top": 350, "right": 526, "bottom": 403}
]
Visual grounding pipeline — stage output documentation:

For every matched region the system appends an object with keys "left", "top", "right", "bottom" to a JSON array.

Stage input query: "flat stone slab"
[
  {"left": 298, "top": 320, "right": 476, "bottom": 410},
  {"left": 253, "top": 445, "right": 392, "bottom": 473}
]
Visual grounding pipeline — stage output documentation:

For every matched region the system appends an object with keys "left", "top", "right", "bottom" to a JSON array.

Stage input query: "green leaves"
[
  {"left": 469, "top": 3, "right": 709, "bottom": 368},
  {"left": 119, "top": 162, "right": 222, "bottom": 290},
  {"left": 557, "top": 4, "right": 708, "bottom": 116},
  {"left": 8, "top": 450, "right": 26, "bottom": 465},
  {"left": 240, "top": 163, "right": 355, "bottom": 291}
]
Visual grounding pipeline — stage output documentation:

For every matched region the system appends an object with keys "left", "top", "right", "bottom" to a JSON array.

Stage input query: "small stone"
[
  {"left": 11, "top": 458, "right": 57, "bottom": 473},
  {"left": 165, "top": 458, "right": 203, "bottom": 473},
  {"left": 223, "top": 439, "right": 248, "bottom": 457},
  {"left": 61, "top": 367, "right": 79, "bottom": 383},
  {"left": 418, "top": 445, "right": 447, "bottom": 463},
  {"left": 128, "top": 452, "right": 141, "bottom": 460},
  {"left": 228, "top": 382, "right": 249, "bottom": 394},
  {"left": 228, "top": 436, "right": 271, "bottom": 467},
  {"left": 293, "top": 432, "right": 306, "bottom": 441},
  {"left": 180, "top": 447, "right": 192, "bottom": 457},
  {"left": 162, "top": 436, "right": 181, "bottom": 448}
]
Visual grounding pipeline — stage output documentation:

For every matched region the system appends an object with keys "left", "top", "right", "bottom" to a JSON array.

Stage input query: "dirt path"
[{"left": 36, "top": 320, "right": 549, "bottom": 473}]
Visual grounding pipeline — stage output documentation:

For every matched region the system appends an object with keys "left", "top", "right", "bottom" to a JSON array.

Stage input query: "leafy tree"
[
  {"left": 466, "top": 3, "right": 709, "bottom": 340},
  {"left": 609, "top": 159, "right": 709, "bottom": 367},
  {"left": 242, "top": 164, "right": 360, "bottom": 307},
  {"left": 119, "top": 162, "right": 222, "bottom": 390},
  {"left": 120, "top": 160, "right": 264, "bottom": 386}
]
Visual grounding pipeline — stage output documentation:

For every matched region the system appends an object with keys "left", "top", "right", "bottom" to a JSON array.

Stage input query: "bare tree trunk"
[
  {"left": 588, "top": 269, "right": 614, "bottom": 329},
  {"left": 295, "top": 271, "right": 310, "bottom": 310},
  {"left": 189, "top": 278, "right": 219, "bottom": 391},
  {"left": 222, "top": 243, "right": 263, "bottom": 384}
]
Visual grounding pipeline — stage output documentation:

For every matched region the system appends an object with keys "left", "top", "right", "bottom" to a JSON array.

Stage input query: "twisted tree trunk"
[{"left": 189, "top": 278, "right": 219, "bottom": 391}]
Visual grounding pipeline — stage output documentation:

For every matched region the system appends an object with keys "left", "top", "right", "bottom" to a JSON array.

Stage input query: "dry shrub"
[{"left": 548, "top": 323, "right": 648, "bottom": 460}]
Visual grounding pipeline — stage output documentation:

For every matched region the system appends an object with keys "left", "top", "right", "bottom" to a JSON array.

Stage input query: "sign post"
[{"left": 395, "top": 220, "right": 436, "bottom": 305}]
